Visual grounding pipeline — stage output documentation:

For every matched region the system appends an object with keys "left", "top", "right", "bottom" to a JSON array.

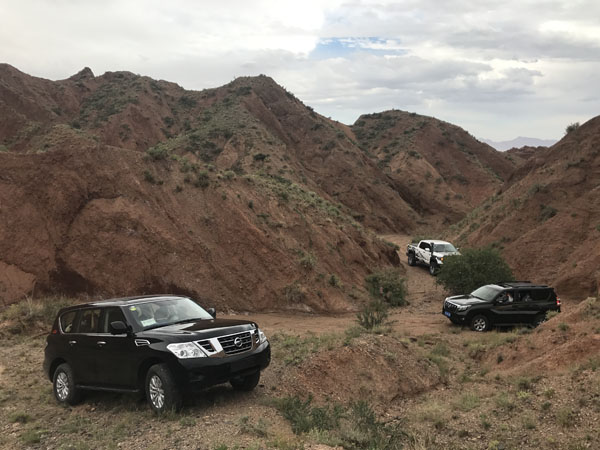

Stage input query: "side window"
[
  {"left": 60, "top": 311, "right": 78, "bottom": 334},
  {"left": 519, "top": 290, "right": 533, "bottom": 302},
  {"left": 419, "top": 242, "right": 430, "bottom": 251},
  {"left": 100, "top": 308, "right": 127, "bottom": 333},
  {"left": 531, "top": 289, "right": 550, "bottom": 301},
  {"left": 78, "top": 308, "right": 101, "bottom": 333}
]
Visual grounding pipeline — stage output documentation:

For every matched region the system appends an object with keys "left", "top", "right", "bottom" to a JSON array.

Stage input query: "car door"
[
  {"left": 71, "top": 307, "right": 103, "bottom": 385},
  {"left": 92, "top": 307, "right": 139, "bottom": 388},
  {"left": 515, "top": 289, "right": 538, "bottom": 323},
  {"left": 418, "top": 242, "right": 431, "bottom": 264},
  {"left": 490, "top": 290, "right": 520, "bottom": 325}
]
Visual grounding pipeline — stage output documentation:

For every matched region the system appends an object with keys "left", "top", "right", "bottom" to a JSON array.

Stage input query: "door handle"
[
  {"left": 96, "top": 341, "right": 107, "bottom": 347},
  {"left": 68, "top": 340, "right": 77, "bottom": 346}
]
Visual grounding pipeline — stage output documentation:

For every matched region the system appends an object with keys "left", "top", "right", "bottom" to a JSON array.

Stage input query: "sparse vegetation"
[
  {"left": 365, "top": 269, "right": 407, "bottom": 306},
  {"left": 356, "top": 300, "right": 389, "bottom": 330},
  {"left": 146, "top": 143, "right": 169, "bottom": 160},
  {"left": 436, "top": 247, "right": 514, "bottom": 295}
]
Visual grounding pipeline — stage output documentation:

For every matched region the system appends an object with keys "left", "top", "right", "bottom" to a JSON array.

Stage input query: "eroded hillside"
[
  {"left": 351, "top": 110, "right": 516, "bottom": 224},
  {"left": 452, "top": 116, "right": 600, "bottom": 299}
]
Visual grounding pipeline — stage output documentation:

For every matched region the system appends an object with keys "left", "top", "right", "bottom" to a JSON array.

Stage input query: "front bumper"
[
  {"left": 442, "top": 300, "right": 468, "bottom": 325},
  {"left": 168, "top": 341, "right": 271, "bottom": 389}
]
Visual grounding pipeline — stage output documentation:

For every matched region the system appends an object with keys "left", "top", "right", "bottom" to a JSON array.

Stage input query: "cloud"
[{"left": 0, "top": 0, "right": 597, "bottom": 140}]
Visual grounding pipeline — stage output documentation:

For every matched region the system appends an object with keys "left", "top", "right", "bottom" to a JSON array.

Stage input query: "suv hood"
[
  {"left": 140, "top": 318, "right": 256, "bottom": 340},
  {"left": 445, "top": 295, "right": 488, "bottom": 306}
]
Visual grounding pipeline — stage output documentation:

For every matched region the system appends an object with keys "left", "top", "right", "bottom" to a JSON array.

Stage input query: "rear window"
[{"left": 60, "top": 311, "right": 78, "bottom": 334}]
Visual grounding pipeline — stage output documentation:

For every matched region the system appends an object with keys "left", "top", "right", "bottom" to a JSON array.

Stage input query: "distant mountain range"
[{"left": 481, "top": 136, "right": 557, "bottom": 151}]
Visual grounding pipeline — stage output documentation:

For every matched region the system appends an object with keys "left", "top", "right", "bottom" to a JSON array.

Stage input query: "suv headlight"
[
  {"left": 257, "top": 328, "right": 267, "bottom": 344},
  {"left": 456, "top": 305, "right": 470, "bottom": 312},
  {"left": 167, "top": 342, "right": 206, "bottom": 359}
]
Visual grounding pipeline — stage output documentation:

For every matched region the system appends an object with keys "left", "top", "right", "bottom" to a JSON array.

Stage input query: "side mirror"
[
  {"left": 207, "top": 307, "right": 216, "bottom": 319},
  {"left": 110, "top": 321, "right": 130, "bottom": 335}
]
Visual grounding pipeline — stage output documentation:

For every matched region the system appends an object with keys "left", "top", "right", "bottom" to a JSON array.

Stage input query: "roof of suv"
[
  {"left": 61, "top": 295, "right": 189, "bottom": 310},
  {"left": 495, "top": 282, "right": 551, "bottom": 289}
]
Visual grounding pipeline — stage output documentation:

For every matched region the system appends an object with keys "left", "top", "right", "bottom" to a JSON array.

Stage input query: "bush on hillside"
[
  {"left": 436, "top": 247, "right": 514, "bottom": 295},
  {"left": 365, "top": 268, "right": 407, "bottom": 306},
  {"left": 565, "top": 122, "right": 580, "bottom": 135}
]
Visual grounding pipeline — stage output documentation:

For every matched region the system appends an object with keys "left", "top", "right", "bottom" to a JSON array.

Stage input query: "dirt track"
[{"left": 229, "top": 235, "right": 451, "bottom": 337}]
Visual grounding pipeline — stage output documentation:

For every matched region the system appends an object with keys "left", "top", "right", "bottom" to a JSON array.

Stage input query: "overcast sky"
[{"left": 1, "top": 0, "right": 599, "bottom": 140}]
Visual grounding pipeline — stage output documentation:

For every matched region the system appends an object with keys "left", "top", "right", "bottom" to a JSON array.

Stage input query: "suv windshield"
[
  {"left": 433, "top": 243, "right": 457, "bottom": 253},
  {"left": 129, "top": 298, "right": 213, "bottom": 330},
  {"left": 471, "top": 285, "right": 502, "bottom": 301}
]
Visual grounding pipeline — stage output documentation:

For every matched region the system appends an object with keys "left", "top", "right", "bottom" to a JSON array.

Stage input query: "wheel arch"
[
  {"left": 48, "top": 358, "right": 67, "bottom": 381},
  {"left": 137, "top": 357, "right": 166, "bottom": 389}
]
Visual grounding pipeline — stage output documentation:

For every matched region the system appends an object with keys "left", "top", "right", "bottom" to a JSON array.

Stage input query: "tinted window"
[
  {"left": 78, "top": 308, "right": 101, "bottom": 333},
  {"left": 531, "top": 289, "right": 551, "bottom": 301},
  {"left": 518, "top": 290, "right": 533, "bottom": 302},
  {"left": 100, "top": 308, "right": 127, "bottom": 333},
  {"left": 419, "top": 242, "right": 430, "bottom": 250},
  {"left": 60, "top": 311, "right": 78, "bottom": 334}
]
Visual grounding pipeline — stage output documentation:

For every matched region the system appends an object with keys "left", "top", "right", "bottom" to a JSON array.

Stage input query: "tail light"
[{"left": 556, "top": 297, "right": 561, "bottom": 307}]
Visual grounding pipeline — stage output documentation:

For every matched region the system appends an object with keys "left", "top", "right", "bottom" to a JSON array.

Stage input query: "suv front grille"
[
  {"left": 218, "top": 331, "right": 253, "bottom": 354},
  {"left": 444, "top": 300, "right": 458, "bottom": 312}
]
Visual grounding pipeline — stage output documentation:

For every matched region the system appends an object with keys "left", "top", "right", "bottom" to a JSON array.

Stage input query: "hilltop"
[{"left": 352, "top": 110, "right": 516, "bottom": 223}]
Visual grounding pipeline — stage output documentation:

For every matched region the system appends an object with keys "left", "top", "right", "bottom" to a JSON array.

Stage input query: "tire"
[
  {"left": 429, "top": 261, "right": 437, "bottom": 276},
  {"left": 145, "top": 364, "right": 182, "bottom": 414},
  {"left": 230, "top": 370, "right": 260, "bottom": 391},
  {"left": 53, "top": 363, "right": 81, "bottom": 406},
  {"left": 407, "top": 253, "right": 416, "bottom": 266},
  {"left": 470, "top": 315, "right": 490, "bottom": 332}
]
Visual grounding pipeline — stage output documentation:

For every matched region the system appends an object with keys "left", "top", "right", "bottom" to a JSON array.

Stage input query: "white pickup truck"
[{"left": 406, "top": 240, "right": 460, "bottom": 275}]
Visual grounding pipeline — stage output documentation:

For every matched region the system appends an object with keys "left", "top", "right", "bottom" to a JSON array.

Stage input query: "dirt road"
[{"left": 229, "top": 234, "right": 451, "bottom": 337}]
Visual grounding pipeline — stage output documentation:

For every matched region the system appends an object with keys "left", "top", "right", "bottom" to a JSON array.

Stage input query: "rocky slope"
[
  {"left": 452, "top": 116, "right": 600, "bottom": 299},
  {"left": 351, "top": 110, "right": 516, "bottom": 224}
]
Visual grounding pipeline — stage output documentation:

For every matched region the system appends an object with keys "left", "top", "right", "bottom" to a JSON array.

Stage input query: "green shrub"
[
  {"left": 299, "top": 252, "right": 317, "bottom": 270},
  {"left": 194, "top": 171, "right": 210, "bottom": 188},
  {"left": 565, "top": 122, "right": 580, "bottom": 134},
  {"left": 328, "top": 274, "right": 341, "bottom": 287},
  {"left": 143, "top": 170, "right": 157, "bottom": 184},
  {"left": 539, "top": 204, "right": 557, "bottom": 222},
  {"left": 272, "top": 396, "right": 342, "bottom": 434},
  {"left": 365, "top": 269, "right": 407, "bottom": 306},
  {"left": 146, "top": 144, "right": 169, "bottom": 161},
  {"left": 436, "top": 247, "right": 513, "bottom": 295},
  {"left": 356, "top": 300, "right": 388, "bottom": 330},
  {"left": 284, "top": 283, "right": 305, "bottom": 303}
]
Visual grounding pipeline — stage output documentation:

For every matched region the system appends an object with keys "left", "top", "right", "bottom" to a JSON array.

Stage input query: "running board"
[{"left": 76, "top": 385, "right": 140, "bottom": 393}]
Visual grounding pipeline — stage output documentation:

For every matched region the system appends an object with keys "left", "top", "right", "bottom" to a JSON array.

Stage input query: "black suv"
[
  {"left": 442, "top": 282, "right": 561, "bottom": 332},
  {"left": 43, "top": 295, "right": 271, "bottom": 413}
]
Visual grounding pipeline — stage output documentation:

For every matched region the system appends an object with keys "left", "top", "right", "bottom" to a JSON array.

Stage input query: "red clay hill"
[
  {"left": 0, "top": 64, "right": 516, "bottom": 308},
  {"left": 453, "top": 117, "right": 600, "bottom": 299},
  {"left": 351, "top": 110, "right": 515, "bottom": 224}
]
